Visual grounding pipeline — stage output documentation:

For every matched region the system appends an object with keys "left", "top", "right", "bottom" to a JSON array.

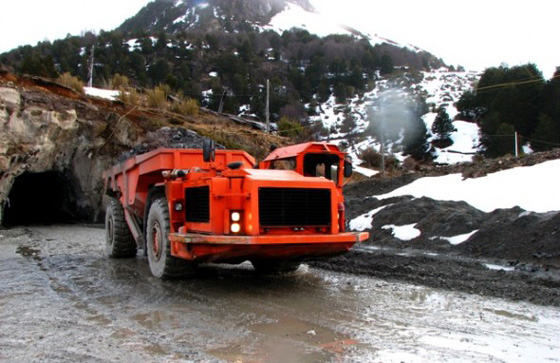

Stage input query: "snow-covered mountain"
[
  {"left": 118, "top": 0, "right": 482, "bottom": 170},
  {"left": 308, "top": 68, "right": 481, "bottom": 174},
  {"left": 3, "top": 0, "right": 482, "bottom": 172},
  {"left": 258, "top": 1, "right": 484, "bottom": 168}
]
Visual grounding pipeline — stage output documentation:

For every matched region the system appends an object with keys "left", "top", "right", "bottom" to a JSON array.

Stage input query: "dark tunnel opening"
[{"left": 3, "top": 171, "right": 84, "bottom": 227}]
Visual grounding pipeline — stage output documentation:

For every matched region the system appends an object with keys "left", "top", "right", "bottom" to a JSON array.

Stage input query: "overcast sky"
[{"left": 0, "top": 0, "right": 558, "bottom": 78}]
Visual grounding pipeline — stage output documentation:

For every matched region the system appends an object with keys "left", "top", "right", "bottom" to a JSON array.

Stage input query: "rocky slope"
[
  {"left": 0, "top": 69, "right": 282, "bottom": 226},
  {"left": 343, "top": 150, "right": 560, "bottom": 270}
]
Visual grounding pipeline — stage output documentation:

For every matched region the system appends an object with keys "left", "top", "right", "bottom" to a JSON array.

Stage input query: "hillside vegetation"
[{"left": 0, "top": 0, "right": 558, "bottom": 164}]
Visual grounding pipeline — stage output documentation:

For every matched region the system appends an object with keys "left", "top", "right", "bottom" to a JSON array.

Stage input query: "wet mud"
[{"left": 1, "top": 226, "right": 559, "bottom": 362}]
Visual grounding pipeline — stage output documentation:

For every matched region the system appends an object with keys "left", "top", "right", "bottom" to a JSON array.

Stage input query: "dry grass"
[
  {"left": 111, "top": 74, "right": 130, "bottom": 90},
  {"left": 118, "top": 88, "right": 142, "bottom": 106},
  {"left": 172, "top": 96, "right": 199, "bottom": 116},
  {"left": 146, "top": 86, "right": 167, "bottom": 109},
  {"left": 57, "top": 73, "right": 84, "bottom": 93}
]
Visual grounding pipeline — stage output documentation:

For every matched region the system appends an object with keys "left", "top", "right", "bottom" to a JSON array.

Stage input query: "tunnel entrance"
[{"left": 3, "top": 170, "right": 83, "bottom": 226}]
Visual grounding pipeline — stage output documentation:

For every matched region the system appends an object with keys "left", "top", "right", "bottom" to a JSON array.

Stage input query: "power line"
[
  {"left": 518, "top": 135, "right": 560, "bottom": 147},
  {"left": 475, "top": 73, "right": 560, "bottom": 93}
]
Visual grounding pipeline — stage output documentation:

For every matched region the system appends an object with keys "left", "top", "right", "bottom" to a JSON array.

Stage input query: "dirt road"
[{"left": 1, "top": 226, "right": 559, "bottom": 362}]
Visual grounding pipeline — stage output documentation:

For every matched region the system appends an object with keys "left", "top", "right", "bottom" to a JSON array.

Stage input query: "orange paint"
[{"left": 104, "top": 143, "right": 369, "bottom": 264}]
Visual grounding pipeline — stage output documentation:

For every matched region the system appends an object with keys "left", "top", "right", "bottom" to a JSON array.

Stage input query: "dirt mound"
[
  {"left": 459, "top": 210, "right": 560, "bottom": 267},
  {"left": 430, "top": 149, "right": 560, "bottom": 179},
  {"left": 342, "top": 151, "right": 560, "bottom": 270}
]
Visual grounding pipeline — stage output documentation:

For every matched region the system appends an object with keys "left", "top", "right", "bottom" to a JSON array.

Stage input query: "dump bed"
[{"left": 104, "top": 148, "right": 256, "bottom": 207}]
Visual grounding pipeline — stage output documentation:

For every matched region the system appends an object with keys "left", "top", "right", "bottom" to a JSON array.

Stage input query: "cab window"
[
  {"left": 303, "top": 154, "right": 340, "bottom": 184},
  {"left": 270, "top": 157, "right": 296, "bottom": 170}
]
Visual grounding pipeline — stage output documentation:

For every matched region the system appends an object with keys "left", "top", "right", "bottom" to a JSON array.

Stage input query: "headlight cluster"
[{"left": 230, "top": 211, "right": 242, "bottom": 234}]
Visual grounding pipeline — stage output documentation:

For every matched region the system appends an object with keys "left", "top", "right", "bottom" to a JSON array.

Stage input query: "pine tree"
[
  {"left": 380, "top": 54, "right": 394, "bottom": 75},
  {"left": 403, "top": 115, "right": 430, "bottom": 160},
  {"left": 431, "top": 107, "right": 456, "bottom": 141},
  {"left": 531, "top": 115, "right": 560, "bottom": 151}
]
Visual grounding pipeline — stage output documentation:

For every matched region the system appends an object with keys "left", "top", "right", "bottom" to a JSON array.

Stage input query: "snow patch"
[
  {"left": 349, "top": 205, "right": 391, "bottom": 231},
  {"left": 433, "top": 230, "right": 478, "bottom": 245},
  {"left": 382, "top": 223, "right": 421, "bottom": 241},
  {"left": 84, "top": 87, "right": 120, "bottom": 101},
  {"left": 485, "top": 264, "right": 515, "bottom": 272},
  {"left": 373, "top": 160, "right": 560, "bottom": 213}
]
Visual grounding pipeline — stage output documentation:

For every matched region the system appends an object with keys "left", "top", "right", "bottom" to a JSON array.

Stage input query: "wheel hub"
[{"left": 151, "top": 221, "right": 163, "bottom": 260}]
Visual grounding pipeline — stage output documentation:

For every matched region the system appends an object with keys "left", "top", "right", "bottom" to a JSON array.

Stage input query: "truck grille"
[
  {"left": 258, "top": 188, "right": 331, "bottom": 227},
  {"left": 185, "top": 186, "right": 210, "bottom": 223}
]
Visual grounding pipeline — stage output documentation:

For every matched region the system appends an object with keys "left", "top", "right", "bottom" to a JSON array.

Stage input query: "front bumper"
[{"left": 169, "top": 232, "right": 369, "bottom": 263}]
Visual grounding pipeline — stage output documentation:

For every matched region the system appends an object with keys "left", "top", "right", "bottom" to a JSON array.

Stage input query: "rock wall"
[{"left": 0, "top": 85, "right": 148, "bottom": 225}]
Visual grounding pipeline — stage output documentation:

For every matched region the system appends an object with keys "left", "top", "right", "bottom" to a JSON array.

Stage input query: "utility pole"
[
  {"left": 218, "top": 88, "right": 227, "bottom": 113},
  {"left": 266, "top": 79, "right": 270, "bottom": 133},
  {"left": 380, "top": 136, "right": 385, "bottom": 178},
  {"left": 87, "top": 45, "right": 94, "bottom": 88},
  {"left": 514, "top": 131, "right": 518, "bottom": 157}
]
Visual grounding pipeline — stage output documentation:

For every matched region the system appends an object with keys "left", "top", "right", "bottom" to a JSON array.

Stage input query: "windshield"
[
  {"left": 303, "top": 153, "right": 340, "bottom": 183},
  {"left": 270, "top": 157, "right": 296, "bottom": 171}
]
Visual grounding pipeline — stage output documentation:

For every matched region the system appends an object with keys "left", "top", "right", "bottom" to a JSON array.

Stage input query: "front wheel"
[
  {"left": 146, "top": 198, "right": 195, "bottom": 279},
  {"left": 251, "top": 260, "right": 301, "bottom": 274}
]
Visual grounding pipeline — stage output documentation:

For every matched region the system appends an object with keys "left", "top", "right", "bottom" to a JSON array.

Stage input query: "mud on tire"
[
  {"left": 105, "top": 198, "right": 137, "bottom": 258},
  {"left": 147, "top": 198, "right": 194, "bottom": 279}
]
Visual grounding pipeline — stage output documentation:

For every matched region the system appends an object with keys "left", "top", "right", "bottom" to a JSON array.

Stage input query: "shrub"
[
  {"left": 359, "top": 147, "right": 398, "bottom": 170},
  {"left": 118, "top": 88, "right": 141, "bottom": 106},
  {"left": 359, "top": 147, "right": 382, "bottom": 167},
  {"left": 57, "top": 72, "right": 84, "bottom": 93},
  {"left": 146, "top": 86, "right": 167, "bottom": 109},
  {"left": 157, "top": 83, "right": 172, "bottom": 97},
  {"left": 402, "top": 156, "right": 419, "bottom": 171},
  {"left": 277, "top": 117, "right": 304, "bottom": 138},
  {"left": 111, "top": 74, "right": 130, "bottom": 90},
  {"left": 172, "top": 97, "right": 199, "bottom": 116}
]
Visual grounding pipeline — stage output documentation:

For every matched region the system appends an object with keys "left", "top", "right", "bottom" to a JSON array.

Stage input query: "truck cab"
[{"left": 261, "top": 142, "right": 353, "bottom": 188}]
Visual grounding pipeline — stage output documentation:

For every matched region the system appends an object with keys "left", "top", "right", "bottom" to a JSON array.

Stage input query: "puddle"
[
  {"left": 15, "top": 245, "right": 42, "bottom": 260},
  {"left": 2, "top": 226, "right": 560, "bottom": 363}
]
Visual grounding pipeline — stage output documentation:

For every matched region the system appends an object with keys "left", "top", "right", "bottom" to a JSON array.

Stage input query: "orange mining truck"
[{"left": 103, "top": 141, "right": 369, "bottom": 278}]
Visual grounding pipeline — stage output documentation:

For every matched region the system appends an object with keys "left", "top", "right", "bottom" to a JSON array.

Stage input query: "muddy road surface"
[{"left": 1, "top": 226, "right": 559, "bottom": 362}]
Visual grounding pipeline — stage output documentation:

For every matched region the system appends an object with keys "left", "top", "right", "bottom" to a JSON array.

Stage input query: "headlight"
[
  {"left": 230, "top": 211, "right": 243, "bottom": 234},
  {"left": 231, "top": 223, "right": 241, "bottom": 234}
]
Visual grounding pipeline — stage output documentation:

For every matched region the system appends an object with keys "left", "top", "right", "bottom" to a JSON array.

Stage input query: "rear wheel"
[
  {"left": 251, "top": 260, "right": 301, "bottom": 274},
  {"left": 147, "top": 198, "right": 194, "bottom": 279},
  {"left": 105, "top": 198, "right": 137, "bottom": 258}
]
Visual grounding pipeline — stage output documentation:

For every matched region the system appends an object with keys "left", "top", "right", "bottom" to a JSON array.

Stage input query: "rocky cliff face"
[
  {"left": 0, "top": 83, "right": 134, "bottom": 225},
  {"left": 0, "top": 71, "right": 281, "bottom": 226}
]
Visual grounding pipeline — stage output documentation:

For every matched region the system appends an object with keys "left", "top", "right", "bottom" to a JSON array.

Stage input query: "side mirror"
[
  {"left": 343, "top": 159, "right": 353, "bottom": 178},
  {"left": 202, "top": 139, "right": 216, "bottom": 162}
]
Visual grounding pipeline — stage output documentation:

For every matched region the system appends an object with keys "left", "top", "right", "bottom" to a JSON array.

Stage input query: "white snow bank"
[
  {"left": 267, "top": 3, "right": 348, "bottom": 37},
  {"left": 485, "top": 264, "right": 515, "bottom": 272},
  {"left": 382, "top": 223, "right": 421, "bottom": 241},
  {"left": 350, "top": 205, "right": 391, "bottom": 231},
  {"left": 84, "top": 87, "right": 120, "bottom": 101},
  {"left": 373, "top": 160, "right": 560, "bottom": 213},
  {"left": 353, "top": 165, "right": 379, "bottom": 178},
  {"left": 435, "top": 230, "right": 478, "bottom": 245}
]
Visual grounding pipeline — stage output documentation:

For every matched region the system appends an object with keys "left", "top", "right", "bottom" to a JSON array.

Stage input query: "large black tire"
[
  {"left": 105, "top": 198, "right": 137, "bottom": 258},
  {"left": 251, "top": 260, "right": 301, "bottom": 275},
  {"left": 146, "top": 198, "right": 194, "bottom": 279}
]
